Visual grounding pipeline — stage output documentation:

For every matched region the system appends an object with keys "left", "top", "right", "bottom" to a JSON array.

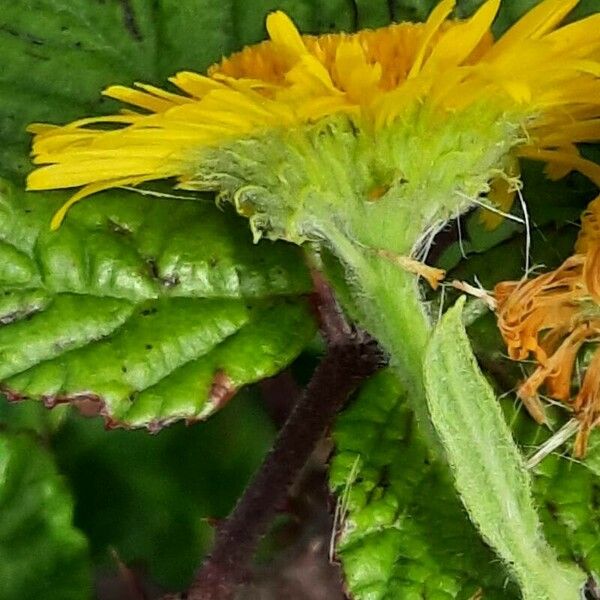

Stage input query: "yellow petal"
[
  {"left": 266, "top": 11, "right": 307, "bottom": 59},
  {"left": 408, "top": 0, "right": 455, "bottom": 78},
  {"left": 169, "top": 72, "right": 225, "bottom": 98},
  {"left": 49, "top": 177, "right": 151, "bottom": 230},
  {"left": 334, "top": 39, "right": 381, "bottom": 103},
  {"left": 102, "top": 85, "right": 177, "bottom": 113},
  {"left": 489, "top": 0, "right": 578, "bottom": 58},
  {"left": 423, "top": 0, "right": 500, "bottom": 71},
  {"left": 518, "top": 147, "right": 600, "bottom": 186}
]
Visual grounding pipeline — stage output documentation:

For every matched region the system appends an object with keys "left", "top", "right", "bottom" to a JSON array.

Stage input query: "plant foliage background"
[{"left": 0, "top": 0, "right": 599, "bottom": 598}]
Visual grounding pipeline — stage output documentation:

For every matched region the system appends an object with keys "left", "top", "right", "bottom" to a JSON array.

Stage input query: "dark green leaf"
[
  {"left": 506, "top": 409, "right": 600, "bottom": 581},
  {"left": 0, "top": 0, "right": 368, "bottom": 181},
  {"left": 0, "top": 432, "right": 91, "bottom": 599},
  {"left": 51, "top": 391, "right": 275, "bottom": 589}
]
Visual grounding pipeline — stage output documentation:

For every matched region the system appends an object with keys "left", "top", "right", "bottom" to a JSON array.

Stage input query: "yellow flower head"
[
  {"left": 495, "top": 196, "right": 600, "bottom": 457},
  {"left": 26, "top": 0, "right": 600, "bottom": 241}
]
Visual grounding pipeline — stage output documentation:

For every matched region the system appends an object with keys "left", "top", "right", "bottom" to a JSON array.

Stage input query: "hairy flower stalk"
[{"left": 27, "top": 1, "right": 600, "bottom": 444}]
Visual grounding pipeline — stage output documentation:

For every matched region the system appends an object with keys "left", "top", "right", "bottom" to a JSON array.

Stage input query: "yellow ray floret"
[{"left": 27, "top": 0, "right": 600, "bottom": 229}]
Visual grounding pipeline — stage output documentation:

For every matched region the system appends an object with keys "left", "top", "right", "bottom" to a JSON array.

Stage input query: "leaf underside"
[{"left": 425, "top": 300, "right": 583, "bottom": 600}]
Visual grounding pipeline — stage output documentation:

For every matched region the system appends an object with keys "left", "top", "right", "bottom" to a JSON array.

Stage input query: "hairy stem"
[
  {"left": 183, "top": 279, "right": 381, "bottom": 600},
  {"left": 322, "top": 229, "right": 442, "bottom": 455}
]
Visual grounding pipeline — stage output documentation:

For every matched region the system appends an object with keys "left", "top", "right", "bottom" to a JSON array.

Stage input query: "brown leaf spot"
[
  {"left": 209, "top": 371, "right": 237, "bottom": 411},
  {"left": 1, "top": 386, "right": 27, "bottom": 402}
]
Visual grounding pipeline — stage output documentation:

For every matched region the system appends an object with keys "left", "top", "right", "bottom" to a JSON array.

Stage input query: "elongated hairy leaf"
[
  {"left": 424, "top": 298, "right": 584, "bottom": 600},
  {"left": 331, "top": 369, "right": 600, "bottom": 599},
  {"left": 330, "top": 369, "right": 515, "bottom": 600}
]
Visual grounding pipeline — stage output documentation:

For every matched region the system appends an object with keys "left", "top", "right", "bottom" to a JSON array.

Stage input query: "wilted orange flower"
[{"left": 495, "top": 196, "right": 600, "bottom": 456}]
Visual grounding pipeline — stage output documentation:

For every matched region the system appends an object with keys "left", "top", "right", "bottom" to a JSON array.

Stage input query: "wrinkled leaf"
[
  {"left": 331, "top": 367, "right": 600, "bottom": 600},
  {"left": 331, "top": 320, "right": 600, "bottom": 599},
  {"left": 330, "top": 369, "right": 515, "bottom": 600},
  {"left": 0, "top": 180, "right": 314, "bottom": 428},
  {"left": 509, "top": 409, "right": 600, "bottom": 581},
  {"left": 0, "top": 432, "right": 91, "bottom": 599}
]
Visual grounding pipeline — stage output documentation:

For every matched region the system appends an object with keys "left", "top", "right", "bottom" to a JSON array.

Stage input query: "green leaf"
[
  {"left": 424, "top": 298, "right": 584, "bottom": 600},
  {"left": 0, "top": 180, "right": 315, "bottom": 428},
  {"left": 331, "top": 363, "right": 600, "bottom": 600},
  {"left": 507, "top": 410, "right": 600, "bottom": 582},
  {"left": 330, "top": 369, "right": 515, "bottom": 600},
  {"left": 2, "top": 0, "right": 569, "bottom": 181},
  {"left": 455, "top": 305, "right": 600, "bottom": 587},
  {"left": 0, "top": 0, "right": 366, "bottom": 181},
  {"left": 0, "top": 432, "right": 91, "bottom": 599},
  {"left": 51, "top": 390, "right": 275, "bottom": 589}
]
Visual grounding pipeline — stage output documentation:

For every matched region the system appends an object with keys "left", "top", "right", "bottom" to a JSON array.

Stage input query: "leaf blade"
[
  {"left": 0, "top": 181, "right": 315, "bottom": 427},
  {"left": 330, "top": 369, "right": 514, "bottom": 600},
  {"left": 424, "top": 298, "right": 585, "bottom": 600},
  {"left": 0, "top": 432, "right": 91, "bottom": 599}
]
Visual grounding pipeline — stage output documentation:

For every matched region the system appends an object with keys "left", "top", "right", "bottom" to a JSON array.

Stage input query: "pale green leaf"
[{"left": 424, "top": 298, "right": 585, "bottom": 600}]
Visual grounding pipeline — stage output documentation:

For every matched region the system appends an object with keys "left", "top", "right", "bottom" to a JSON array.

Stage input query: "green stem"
[{"left": 323, "top": 227, "right": 439, "bottom": 452}]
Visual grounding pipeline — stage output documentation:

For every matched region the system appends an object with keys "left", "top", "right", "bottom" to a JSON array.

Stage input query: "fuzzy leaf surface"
[
  {"left": 331, "top": 366, "right": 600, "bottom": 600},
  {"left": 0, "top": 181, "right": 314, "bottom": 428},
  {"left": 330, "top": 369, "right": 515, "bottom": 600},
  {"left": 424, "top": 299, "right": 584, "bottom": 600}
]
